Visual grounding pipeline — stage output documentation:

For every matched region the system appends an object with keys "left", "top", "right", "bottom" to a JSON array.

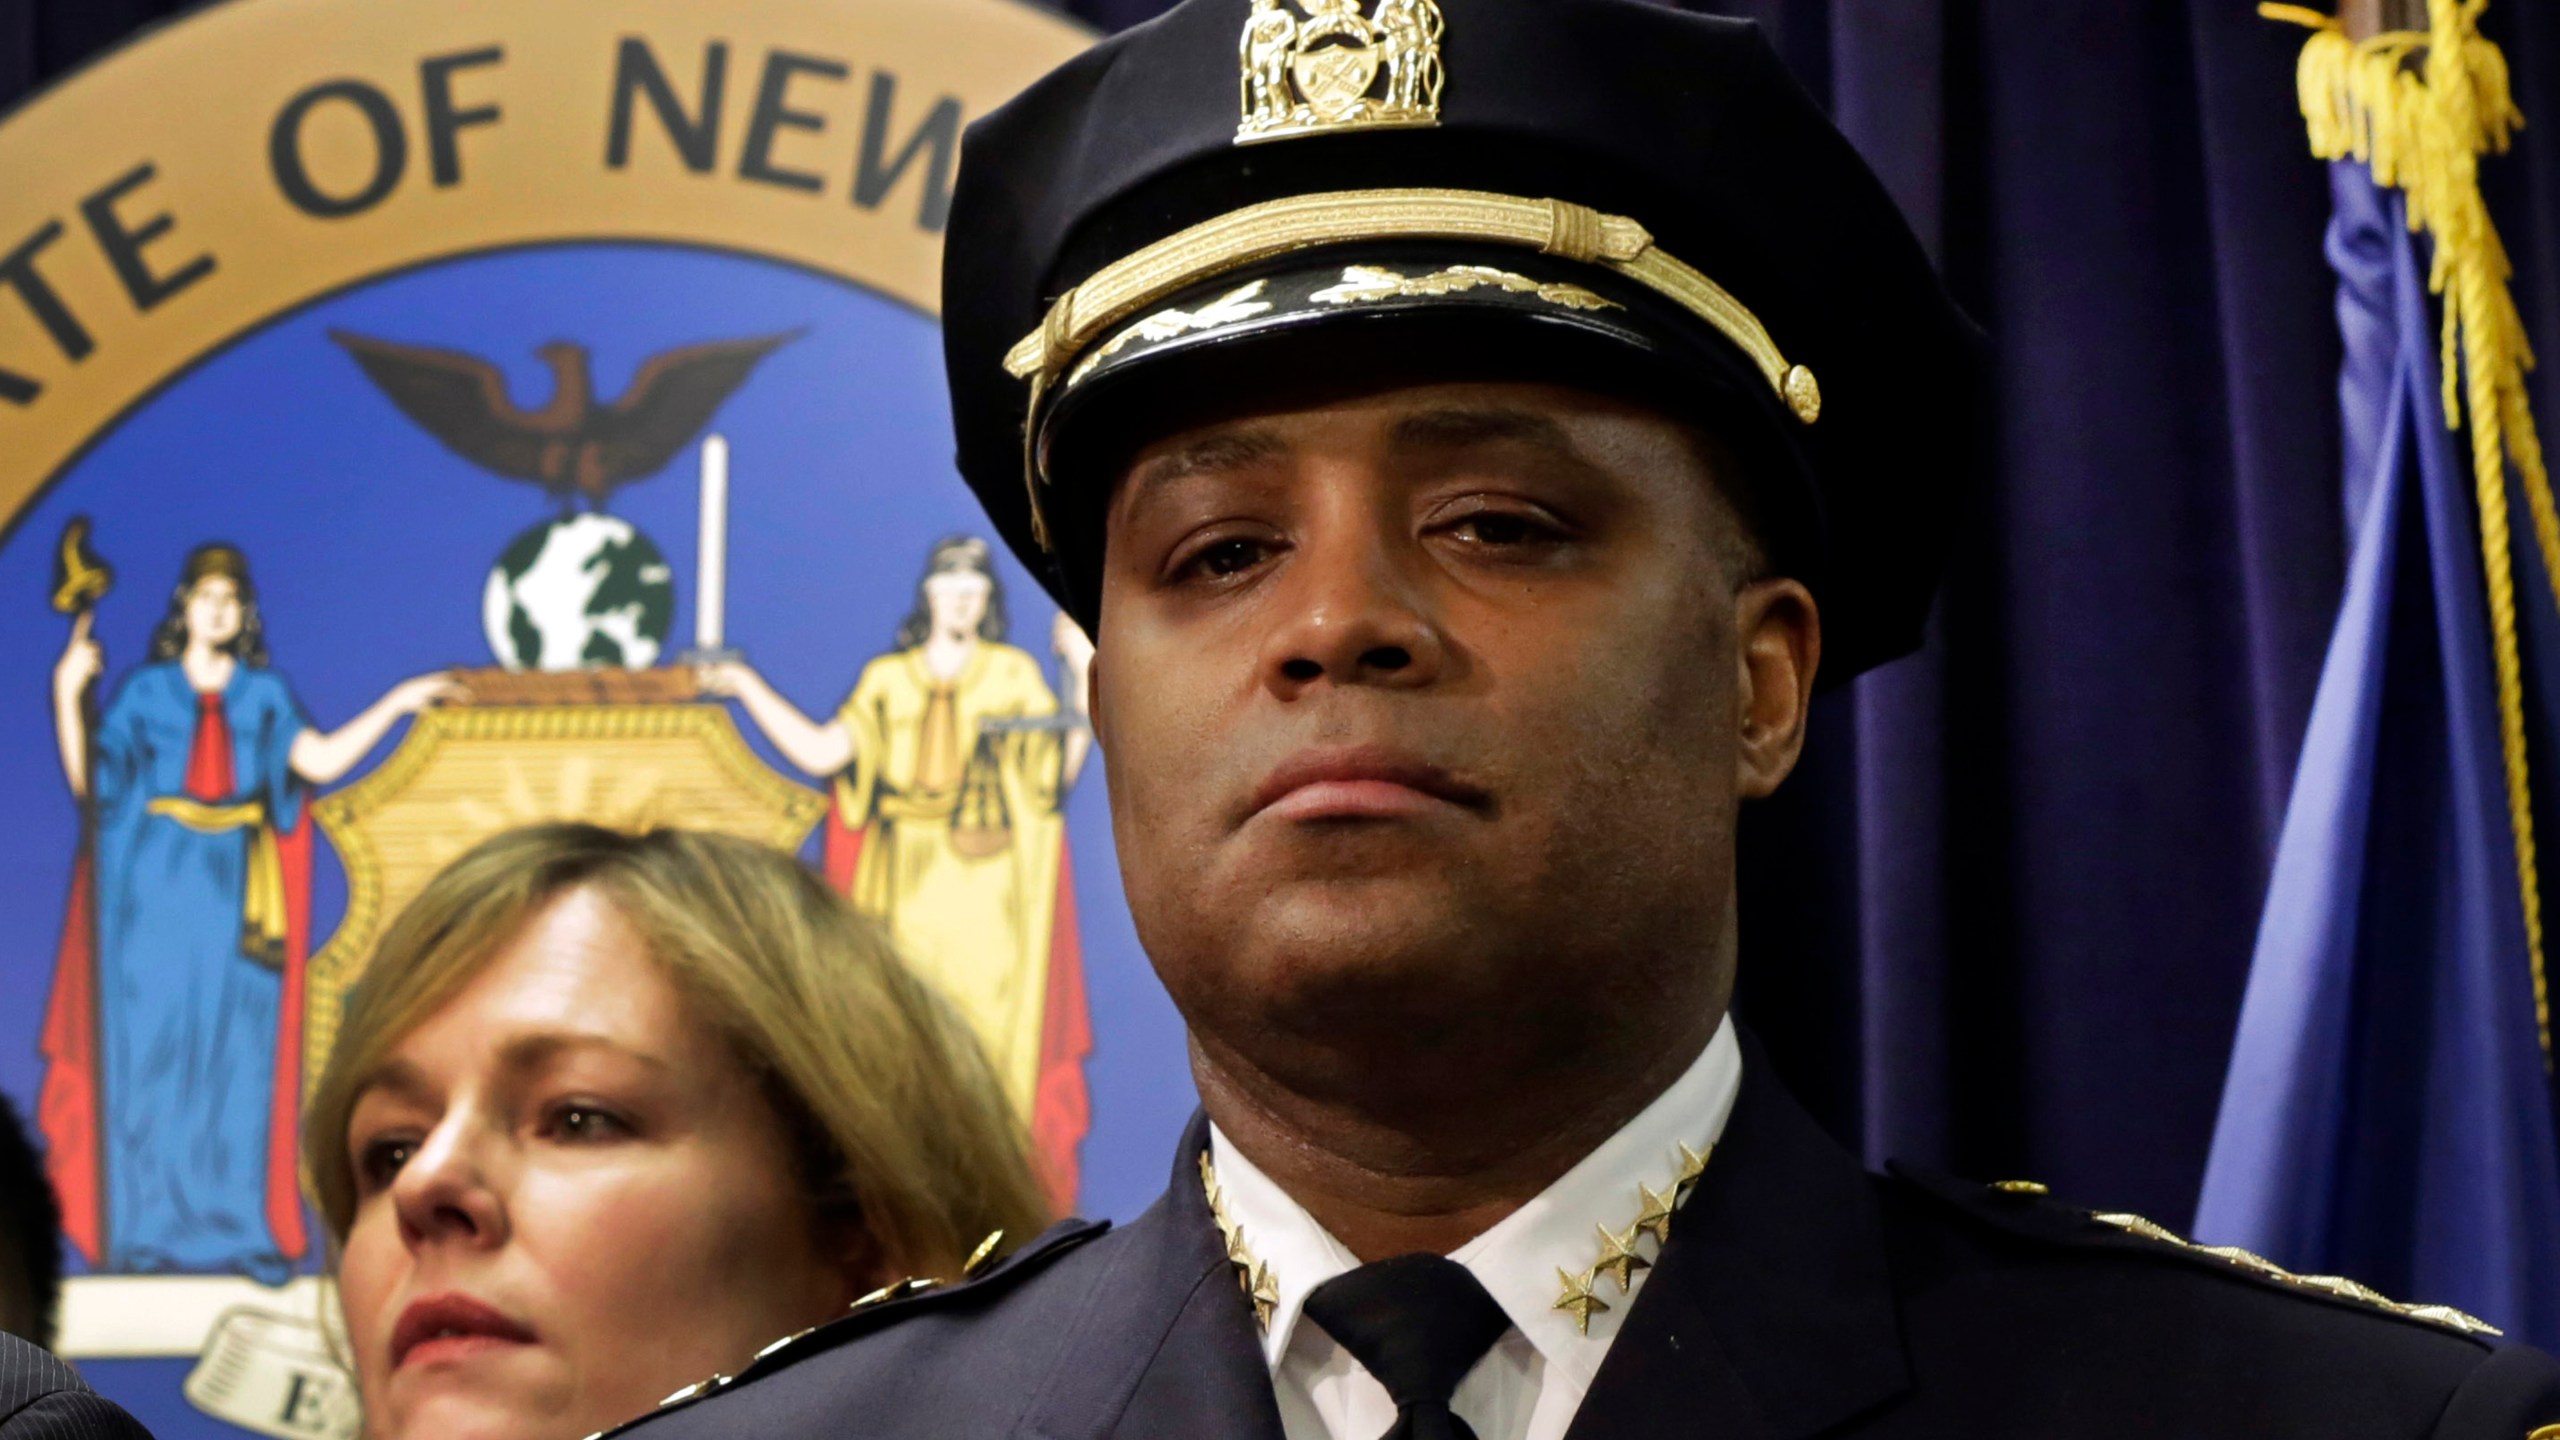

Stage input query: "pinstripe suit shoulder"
[{"left": 0, "top": 1334, "right": 155, "bottom": 1439}]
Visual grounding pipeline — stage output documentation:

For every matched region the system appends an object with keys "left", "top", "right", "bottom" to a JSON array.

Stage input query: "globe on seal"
[{"left": 480, "top": 513, "right": 676, "bottom": 671}]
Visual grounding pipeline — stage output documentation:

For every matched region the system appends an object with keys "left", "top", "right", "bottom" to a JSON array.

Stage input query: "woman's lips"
[
  {"left": 390, "top": 1292, "right": 537, "bottom": 1371},
  {"left": 1249, "top": 745, "right": 1488, "bottom": 822}
]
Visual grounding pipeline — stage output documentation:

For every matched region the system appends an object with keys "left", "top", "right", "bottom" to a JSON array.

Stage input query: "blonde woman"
[{"left": 301, "top": 823, "right": 1049, "bottom": 1440}]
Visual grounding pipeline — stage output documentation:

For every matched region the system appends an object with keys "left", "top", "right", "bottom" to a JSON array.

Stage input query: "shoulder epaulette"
[
  {"left": 1885, "top": 1163, "right": 2501, "bottom": 1341},
  {"left": 588, "top": 1218, "right": 1111, "bottom": 1438}
]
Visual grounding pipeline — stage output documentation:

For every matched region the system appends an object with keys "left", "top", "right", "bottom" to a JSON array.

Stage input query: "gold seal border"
[{"left": 0, "top": 0, "right": 1092, "bottom": 533}]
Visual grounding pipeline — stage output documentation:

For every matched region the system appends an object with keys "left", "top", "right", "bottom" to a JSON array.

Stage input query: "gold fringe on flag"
[{"left": 2262, "top": 0, "right": 2552, "bottom": 1057}]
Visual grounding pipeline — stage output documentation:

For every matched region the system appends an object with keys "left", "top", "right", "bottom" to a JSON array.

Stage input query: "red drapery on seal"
[{"left": 38, "top": 852, "right": 103, "bottom": 1263}]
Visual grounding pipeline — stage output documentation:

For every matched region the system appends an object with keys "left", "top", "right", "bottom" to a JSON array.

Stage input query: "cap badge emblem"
[{"left": 1237, "top": 0, "right": 1444, "bottom": 146}]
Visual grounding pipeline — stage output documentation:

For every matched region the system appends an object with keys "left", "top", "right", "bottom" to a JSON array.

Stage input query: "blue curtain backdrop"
[{"left": 8, "top": 0, "right": 2560, "bottom": 1233}]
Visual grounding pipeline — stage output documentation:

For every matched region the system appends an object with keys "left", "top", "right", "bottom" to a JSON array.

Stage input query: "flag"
[{"left": 2196, "top": 2, "right": 2560, "bottom": 1350}]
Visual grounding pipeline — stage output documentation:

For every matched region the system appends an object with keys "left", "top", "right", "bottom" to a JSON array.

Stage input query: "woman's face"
[
  {"left": 922, "top": 565, "right": 992, "bottom": 638},
  {"left": 185, "top": 575, "right": 242, "bottom": 649},
  {"left": 337, "top": 887, "right": 865, "bottom": 1440}
]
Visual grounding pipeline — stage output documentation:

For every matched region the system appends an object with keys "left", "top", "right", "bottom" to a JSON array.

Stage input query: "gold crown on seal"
[{"left": 1236, "top": 0, "right": 1445, "bottom": 145}]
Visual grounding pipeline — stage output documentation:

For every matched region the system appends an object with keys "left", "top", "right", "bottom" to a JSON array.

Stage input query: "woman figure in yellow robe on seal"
[{"left": 701, "top": 536, "right": 1094, "bottom": 1203}]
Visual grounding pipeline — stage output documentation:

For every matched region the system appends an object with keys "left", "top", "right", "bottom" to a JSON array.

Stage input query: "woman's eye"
[
  {"left": 544, "top": 1103, "right": 630, "bottom": 1144},
  {"left": 355, "top": 1136, "right": 417, "bottom": 1190}
]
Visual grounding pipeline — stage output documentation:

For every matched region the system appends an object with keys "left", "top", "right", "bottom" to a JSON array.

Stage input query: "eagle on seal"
[{"left": 330, "top": 329, "right": 802, "bottom": 510}]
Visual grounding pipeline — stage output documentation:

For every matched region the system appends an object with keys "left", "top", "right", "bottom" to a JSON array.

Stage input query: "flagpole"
[{"left": 2335, "top": 0, "right": 2426, "bottom": 41}]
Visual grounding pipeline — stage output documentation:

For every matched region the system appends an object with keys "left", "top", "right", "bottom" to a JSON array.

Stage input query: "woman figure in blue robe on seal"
[{"left": 42, "top": 543, "right": 457, "bottom": 1282}]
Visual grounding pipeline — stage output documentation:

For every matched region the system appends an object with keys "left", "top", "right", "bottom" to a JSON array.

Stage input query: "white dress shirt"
[{"left": 1206, "top": 1016, "right": 1743, "bottom": 1440}]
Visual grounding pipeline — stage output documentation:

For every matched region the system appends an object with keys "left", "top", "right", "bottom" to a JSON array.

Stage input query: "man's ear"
[
  {"left": 1085, "top": 655, "right": 1106, "bottom": 752},
  {"left": 1733, "top": 578, "right": 1819, "bottom": 799}
]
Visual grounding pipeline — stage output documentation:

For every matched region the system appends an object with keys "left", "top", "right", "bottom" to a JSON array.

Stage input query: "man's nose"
[
  {"left": 1256, "top": 521, "right": 1450, "bottom": 697},
  {"left": 391, "top": 1116, "right": 509, "bottom": 1253}
]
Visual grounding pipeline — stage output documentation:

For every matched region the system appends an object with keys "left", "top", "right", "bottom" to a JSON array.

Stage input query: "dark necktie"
[{"left": 1301, "top": 1254, "right": 1513, "bottom": 1440}]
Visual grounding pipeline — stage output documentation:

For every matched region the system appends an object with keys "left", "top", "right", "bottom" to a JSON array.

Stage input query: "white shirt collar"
[{"left": 1206, "top": 1015, "right": 1743, "bottom": 1396}]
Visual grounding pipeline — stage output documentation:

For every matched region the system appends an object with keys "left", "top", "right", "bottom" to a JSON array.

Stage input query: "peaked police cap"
[{"left": 940, "top": 0, "right": 1987, "bottom": 681}]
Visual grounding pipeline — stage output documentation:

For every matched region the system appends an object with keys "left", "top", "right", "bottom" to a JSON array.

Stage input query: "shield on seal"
[
  {"left": 304, "top": 696, "right": 827, "bottom": 1073},
  {"left": 1291, "top": 41, "right": 1382, "bottom": 119}
]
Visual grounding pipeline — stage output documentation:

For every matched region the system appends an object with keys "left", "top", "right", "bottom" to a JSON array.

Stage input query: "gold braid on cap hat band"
[{"left": 1003, "top": 187, "right": 1820, "bottom": 550}]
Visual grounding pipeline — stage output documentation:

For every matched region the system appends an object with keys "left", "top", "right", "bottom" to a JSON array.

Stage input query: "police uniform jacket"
[{"left": 609, "top": 1033, "right": 2560, "bottom": 1440}]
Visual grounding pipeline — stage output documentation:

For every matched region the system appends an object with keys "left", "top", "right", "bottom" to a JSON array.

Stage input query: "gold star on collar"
[
  {"left": 1632, "top": 1183, "right": 1678, "bottom": 1246},
  {"left": 1203, "top": 1139, "right": 1712, "bottom": 1345},
  {"left": 1590, "top": 1222, "right": 1652, "bottom": 1294},
  {"left": 1243, "top": 1260, "right": 1280, "bottom": 1329},
  {"left": 1675, "top": 1143, "right": 1712, "bottom": 1192},
  {"left": 1552, "top": 1266, "right": 1612, "bottom": 1336},
  {"left": 1199, "top": 1151, "right": 1280, "bottom": 1333}
]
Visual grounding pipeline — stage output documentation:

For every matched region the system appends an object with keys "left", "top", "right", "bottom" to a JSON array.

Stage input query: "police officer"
[{"left": 611, "top": 1, "right": 2560, "bottom": 1435}]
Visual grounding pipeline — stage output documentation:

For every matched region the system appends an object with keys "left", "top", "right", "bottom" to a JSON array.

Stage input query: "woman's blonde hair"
[{"left": 303, "top": 822, "right": 1051, "bottom": 1279}]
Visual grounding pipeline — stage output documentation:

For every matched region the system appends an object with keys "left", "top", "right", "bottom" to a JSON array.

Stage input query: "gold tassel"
[{"left": 2263, "top": 0, "right": 2552, "bottom": 1058}]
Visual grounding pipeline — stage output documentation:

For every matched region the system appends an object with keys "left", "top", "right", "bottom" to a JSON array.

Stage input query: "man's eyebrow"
[
  {"left": 1387, "top": 405, "right": 1582, "bottom": 456},
  {"left": 1124, "top": 428, "right": 1290, "bottom": 502}
]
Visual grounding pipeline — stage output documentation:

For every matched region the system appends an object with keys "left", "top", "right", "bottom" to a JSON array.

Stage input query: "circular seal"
[{"left": 0, "top": 7, "right": 1164, "bottom": 1436}]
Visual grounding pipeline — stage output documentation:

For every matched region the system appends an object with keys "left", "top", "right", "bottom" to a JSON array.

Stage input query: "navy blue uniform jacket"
[{"left": 610, "top": 1050, "right": 2560, "bottom": 1439}]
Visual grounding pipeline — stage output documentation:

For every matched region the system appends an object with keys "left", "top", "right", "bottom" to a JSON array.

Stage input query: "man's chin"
[{"left": 1208, "top": 888, "right": 1518, "bottom": 1016}]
